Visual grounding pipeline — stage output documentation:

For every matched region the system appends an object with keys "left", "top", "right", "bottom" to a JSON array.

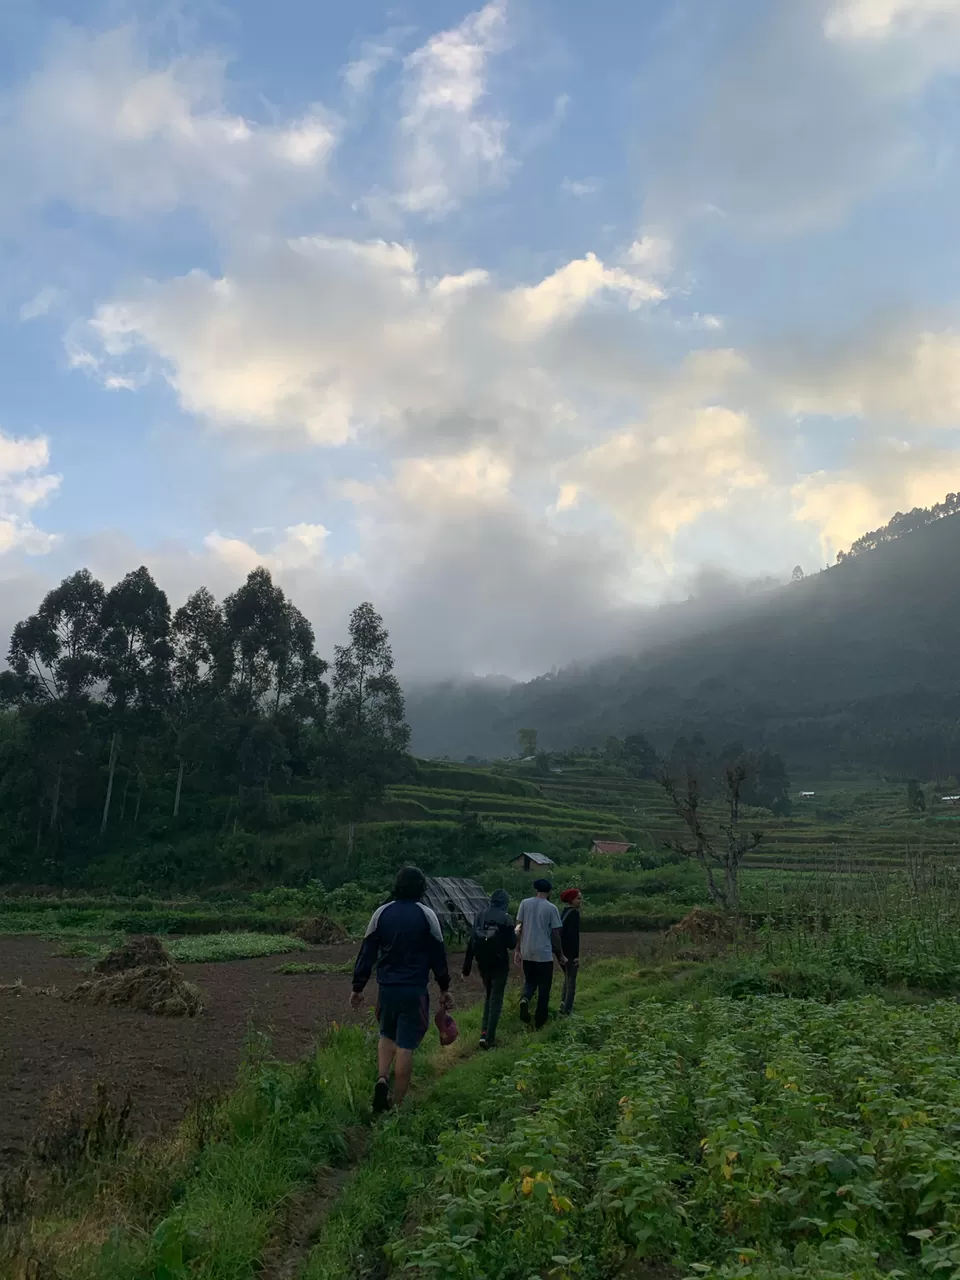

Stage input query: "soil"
[{"left": 0, "top": 929, "right": 643, "bottom": 1173}]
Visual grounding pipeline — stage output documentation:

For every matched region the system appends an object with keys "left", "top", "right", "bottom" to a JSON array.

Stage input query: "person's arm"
[
  {"left": 421, "top": 905, "right": 454, "bottom": 1007},
  {"left": 350, "top": 906, "right": 384, "bottom": 1006},
  {"left": 550, "top": 904, "right": 566, "bottom": 966},
  {"left": 564, "top": 910, "right": 580, "bottom": 962},
  {"left": 514, "top": 902, "right": 525, "bottom": 965},
  {"left": 462, "top": 931, "right": 474, "bottom": 978}
]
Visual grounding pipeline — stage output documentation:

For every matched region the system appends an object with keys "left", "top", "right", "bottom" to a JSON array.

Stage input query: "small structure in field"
[
  {"left": 510, "top": 851, "right": 555, "bottom": 873},
  {"left": 799, "top": 791, "right": 816, "bottom": 799},
  {"left": 423, "top": 876, "right": 491, "bottom": 935},
  {"left": 590, "top": 840, "right": 634, "bottom": 856},
  {"left": 942, "top": 795, "right": 960, "bottom": 805}
]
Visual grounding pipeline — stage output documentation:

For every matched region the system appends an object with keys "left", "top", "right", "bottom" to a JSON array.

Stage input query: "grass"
[
  {"left": 54, "top": 931, "right": 310, "bottom": 964},
  {"left": 275, "top": 960, "right": 353, "bottom": 975}
]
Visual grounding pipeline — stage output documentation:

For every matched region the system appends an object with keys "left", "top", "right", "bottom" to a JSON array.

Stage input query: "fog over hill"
[{"left": 405, "top": 502, "right": 960, "bottom": 777}]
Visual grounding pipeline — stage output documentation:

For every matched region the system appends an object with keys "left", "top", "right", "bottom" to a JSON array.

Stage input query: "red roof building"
[{"left": 590, "top": 840, "right": 634, "bottom": 855}]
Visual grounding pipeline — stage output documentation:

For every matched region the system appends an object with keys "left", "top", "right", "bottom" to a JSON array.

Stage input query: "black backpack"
[{"left": 471, "top": 912, "right": 504, "bottom": 964}]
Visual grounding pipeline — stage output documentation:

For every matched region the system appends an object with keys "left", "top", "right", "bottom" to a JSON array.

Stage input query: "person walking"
[
  {"left": 461, "top": 889, "right": 516, "bottom": 1049},
  {"left": 514, "top": 878, "right": 565, "bottom": 1030},
  {"left": 559, "top": 888, "right": 582, "bottom": 1016},
  {"left": 351, "top": 865, "right": 453, "bottom": 1114}
]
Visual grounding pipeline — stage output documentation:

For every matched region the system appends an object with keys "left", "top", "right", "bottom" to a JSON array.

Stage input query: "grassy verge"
[
  {"left": 275, "top": 960, "right": 353, "bottom": 975},
  {"left": 53, "top": 932, "right": 310, "bottom": 964}
]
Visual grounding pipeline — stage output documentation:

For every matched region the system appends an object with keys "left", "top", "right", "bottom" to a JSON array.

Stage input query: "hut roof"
[{"left": 423, "top": 876, "right": 490, "bottom": 932}]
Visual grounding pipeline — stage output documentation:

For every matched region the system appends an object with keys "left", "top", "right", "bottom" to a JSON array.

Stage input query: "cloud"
[
  {"left": 793, "top": 440, "right": 960, "bottom": 557},
  {"left": 19, "top": 286, "right": 62, "bottom": 321},
  {"left": 825, "top": 0, "right": 960, "bottom": 43},
  {"left": 204, "top": 522, "right": 330, "bottom": 574},
  {"left": 342, "top": 38, "right": 399, "bottom": 96},
  {"left": 74, "top": 233, "right": 669, "bottom": 451},
  {"left": 561, "top": 177, "right": 597, "bottom": 197},
  {"left": 562, "top": 405, "right": 768, "bottom": 553},
  {"left": 773, "top": 326, "right": 960, "bottom": 428},
  {"left": 0, "top": 430, "right": 61, "bottom": 556},
  {"left": 645, "top": 0, "right": 960, "bottom": 234},
  {"left": 396, "top": 0, "right": 510, "bottom": 215},
  {"left": 1, "top": 25, "right": 338, "bottom": 226}
]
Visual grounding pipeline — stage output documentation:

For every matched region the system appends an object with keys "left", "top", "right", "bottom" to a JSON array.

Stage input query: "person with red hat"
[{"left": 559, "top": 888, "right": 582, "bottom": 1016}]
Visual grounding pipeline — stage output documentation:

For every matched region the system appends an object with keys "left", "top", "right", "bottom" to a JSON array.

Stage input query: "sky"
[{"left": 2, "top": 0, "right": 960, "bottom": 680}]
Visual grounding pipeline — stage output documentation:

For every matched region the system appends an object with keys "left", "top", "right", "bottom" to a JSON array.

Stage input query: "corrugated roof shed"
[
  {"left": 423, "top": 876, "right": 490, "bottom": 932},
  {"left": 515, "top": 851, "right": 554, "bottom": 866},
  {"left": 590, "top": 840, "right": 634, "bottom": 855}
]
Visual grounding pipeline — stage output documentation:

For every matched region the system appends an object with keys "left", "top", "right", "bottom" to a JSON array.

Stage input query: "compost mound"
[
  {"left": 95, "top": 934, "right": 171, "bottom": 975},
  {"left": 68, "top": 965, "right": 203, "bottom": 1017},
  {"left": 666, "top": 908, "right": 736, "bottom": 944},
  {"left": 296, "top": 916, "right": 349, "bottom": 945}
]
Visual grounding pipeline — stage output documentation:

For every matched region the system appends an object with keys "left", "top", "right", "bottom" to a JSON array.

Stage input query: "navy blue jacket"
[{"left": 352, "top": 899, "right": 451, "bottom": 993}]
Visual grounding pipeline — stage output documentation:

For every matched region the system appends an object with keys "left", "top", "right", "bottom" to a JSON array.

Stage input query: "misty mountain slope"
[{"left": 406, "top": 513, "right": 960, "bottom": 769}]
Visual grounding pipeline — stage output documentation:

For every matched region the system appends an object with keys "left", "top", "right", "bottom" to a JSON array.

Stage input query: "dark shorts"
[{"left": 376, "top": 985, "right": 430, "bottom": 1051}]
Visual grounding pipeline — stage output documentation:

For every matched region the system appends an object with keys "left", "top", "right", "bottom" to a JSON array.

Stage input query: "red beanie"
[{"left": 560, "top": 888, "right": 580, "bottom": 904}]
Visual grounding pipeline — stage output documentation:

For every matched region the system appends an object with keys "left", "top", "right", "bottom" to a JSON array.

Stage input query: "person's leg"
[
  {"left": 561, "top": 959, "right": 578, "bottom": 1015},
  {"left": 535, "top": 961, "right": 553, "bottom": 1029},
  {"left": 486, "top": 969, "right": 508, "bottom": 1044},
  {"left": 377, "top": 1036, "right": 397, "bottom": 1079},
  {"left": 480, "top": 972, "right": 493, "bottom": 1042},
  {"left": 391, "top": 989, "right": 430, "bottom": 1106},
  {"left": 520, "top": 960, "right": 536, "bottom": 1022},
  {"left": 393, "top": 1048, "right": 414, "bottom": 1104}
]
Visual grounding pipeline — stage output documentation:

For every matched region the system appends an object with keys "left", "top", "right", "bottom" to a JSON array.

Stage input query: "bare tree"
[{"left": 658, "top": 762, "right": 763, "bottom": 911}]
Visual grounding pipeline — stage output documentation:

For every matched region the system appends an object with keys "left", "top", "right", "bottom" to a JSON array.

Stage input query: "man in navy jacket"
[{"left": 351, "top": 865, "right": 453, "bottom": 1112}]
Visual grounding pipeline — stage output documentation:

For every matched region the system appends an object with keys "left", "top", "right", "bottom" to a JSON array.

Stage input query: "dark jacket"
[
  {"left": 352, "top": 899, "right": 451, "bottom": 993},
  {"left": 462, "top": 890, "right": 517, "bottom": 977},
  {"left": 560, "top": 905, "right": 581, "bottom": 962}
]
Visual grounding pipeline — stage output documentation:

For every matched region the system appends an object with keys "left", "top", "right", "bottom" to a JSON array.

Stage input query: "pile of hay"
[
  {"left": 68, "top": 935, "right": 202, "bottom": 1017},
  {"left": 296, "top": 915, "right": 349, "bottom": 945},
  {"left": 666, "top": 908, "right": 736, "bottom": 944},
  {"left": 94, "top": 934, "right": 171, "bottom": 974}
]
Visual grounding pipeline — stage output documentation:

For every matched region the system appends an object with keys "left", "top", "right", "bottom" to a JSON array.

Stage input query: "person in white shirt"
[{"left": 514, "top": 878, "right": 566, "bottom": 1029}]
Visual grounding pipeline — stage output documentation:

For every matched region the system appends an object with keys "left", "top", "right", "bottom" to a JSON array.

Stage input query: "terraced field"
[{"left": 381, "top": 761, "right": 960, "bottom": 872}]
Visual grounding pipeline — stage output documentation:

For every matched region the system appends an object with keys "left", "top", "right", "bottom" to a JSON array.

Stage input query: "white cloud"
[
  {"left": 396, "top": 0, "right": 510, "bottom": 215},
  {"left": 825, "top": 0, "right": 960, "bottom": 41},
  {"left": 563, "top": 405, "right": 768, "bottom": 551},
  {"left": 793, "top": 442, "right": 960, "bottom": 557},
  {"left": 777, "top": 328, "right": 960, "bottom": 428},
  {"left": 342, "top": 39, "right": 398, "bottom": 95},
  {"left": 19, "top": 286, "right": 62, "bottom": 321},
  {"left": 75, "top": 234, "right": 669, "bottom": 450},
  {"left": 561, "top": 177, "right": 597, "bottom": 197},
  {"left": 1, "top": 25, "right": 337, "bottom": 225},
  {"left": 0, "top": 430, "right": 61, "bottom": 556}
]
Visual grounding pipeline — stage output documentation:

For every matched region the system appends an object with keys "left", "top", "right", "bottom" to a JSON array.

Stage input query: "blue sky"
[{"left": 2, "top": 0, "right": 960, "bottom": 678}]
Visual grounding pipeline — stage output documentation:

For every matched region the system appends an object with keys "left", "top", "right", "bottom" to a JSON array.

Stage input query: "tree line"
[
  {"left": 836, "top": 491, "right": 960, "bottom": 561},
  {"left": 0, "top": 565, "right": 409, "bottom": 882}
]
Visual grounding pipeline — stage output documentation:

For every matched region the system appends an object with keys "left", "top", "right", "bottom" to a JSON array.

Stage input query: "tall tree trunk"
[
  {"left": 347, "top": 820, "right": 355, "bottom": 867},
  {"left": 134, "top": 781, "right": 143, "bottom": 826},
  {"left": 101, "top": 732, "right": 118, "bottom": 836},
  {"left": 119, "top": 775, "right": 131, "bottom": 823},
  {"left": 174, "top": 759, "right": 185, "bottom": 818},
  {"left": 48, "top": 762, "right": 62, "bottom": 832}
]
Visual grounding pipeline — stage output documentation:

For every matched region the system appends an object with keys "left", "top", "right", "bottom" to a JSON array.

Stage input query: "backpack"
[{"left": 470, "top": 912, "right": 505, "bottom": 964}]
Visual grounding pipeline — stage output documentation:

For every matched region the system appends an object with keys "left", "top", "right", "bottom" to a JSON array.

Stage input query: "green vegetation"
[{"left": 275, "top": 960, "right": 352, "bottom": 975}]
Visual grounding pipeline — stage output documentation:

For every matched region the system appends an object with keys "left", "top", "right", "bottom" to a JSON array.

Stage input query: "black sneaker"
[
  {"left": 519, "top": 997, "right": 530, "bottom": 1024},
  {"left": 479, "top": 1033, "right": 488, "bottom": 1050},
  {"left": 372, "top": 1077, "right": 390, "bottom": 1114}
]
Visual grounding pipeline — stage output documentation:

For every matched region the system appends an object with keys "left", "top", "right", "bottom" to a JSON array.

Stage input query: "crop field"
[{"left": 380, "top": 995, "right": 960, "bottom": 1279}]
